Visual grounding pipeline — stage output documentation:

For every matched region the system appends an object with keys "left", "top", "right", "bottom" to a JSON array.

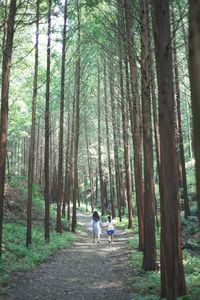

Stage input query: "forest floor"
[{"left": 0, "top": 211, "right": 134, "bottom": 300}]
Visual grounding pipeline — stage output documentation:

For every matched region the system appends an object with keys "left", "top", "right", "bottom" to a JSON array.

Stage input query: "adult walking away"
[
  {"left": 106, "top": 215, "right": 115, "bottom": 244},
  {"left": 91, "top": 211, "right": 101, "bottom": 243}
]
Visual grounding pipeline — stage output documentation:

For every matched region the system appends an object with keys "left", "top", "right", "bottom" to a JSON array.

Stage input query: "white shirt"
[{"left": 106, "top": 220, "right": 114, "bottom": 230}]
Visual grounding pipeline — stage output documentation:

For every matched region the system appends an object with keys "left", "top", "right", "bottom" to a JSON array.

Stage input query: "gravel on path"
[{"left": 1, "top": 212, "right": 134, "bottom": 300}]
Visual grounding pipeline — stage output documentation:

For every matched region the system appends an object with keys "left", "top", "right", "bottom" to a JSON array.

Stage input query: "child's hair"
[
  {"left": 108, "top": 215, "right": 111, "bottom": 222},
  {"left": 93, "top": 211, "right": 100, "bottom": 221}
]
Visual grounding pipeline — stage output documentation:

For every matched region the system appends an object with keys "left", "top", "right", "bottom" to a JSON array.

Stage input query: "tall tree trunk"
[
  {"left": 26, "top": 0, "right": 39, "bottom": 246},
  {"left": 151, "top": 3, "right": 168, "bottom": 295},
  {"left": 95, "top": 169, "right": 98, "bottom": 206},
  {"left": 104, "top": 178, "right": 108, "bottom": 210},
  {"left": 38, "top": 137, "right": 43, "bottom": 185},
  {"left": 151, "top": 70, "right": 160, "bottom": 228},
  {"left": 17, "top": 141, "right": 20, "bottom": 176},
  {"left": 109, "top": 59, "right": 122, "bottom": 221},
  {"left": 57, "top": 0, "right": 68, "bottom": 233},
  {"left": 150, "top": 5, "right": 160, "bottom": 229},
  {"left": 104, "top": 64, "right": 115, "bottom": 218},
  {"left": 72, "top": 0, "right": 81, "bottom": 232},
  {"left": 85, "top": 114, "right": 94, "bottom": 212},
  {"left": 186, "top": 99, "right": 193, "bottom": 160},
  {"left": 141, "top": 0, "right": 156, "bottom": 271},
  {"left": 62, "top": 140, "right": 69, "bottom": 218},
  {"left": 83, "top": 168, "right": 88, "bottom": 211},
  {"left": 118, "top": 44, "right": 133, "bottom": 228},
  {"left": 152, "top": 0, "right": 186, "bottom": 297},
  {"left": 177, "top": 3, "right": 193, "bottom": 160},
  {"left": 130, "top": 157, "right": 134, "bottom": 195},
  {"left": 97, "top": 63, "right": 105, "bottom": 216},
  {"left": 67, "top": 97, "right": 75, "bottom": 221},
  {"left": 1, "top": 0, "right": 7, "bottom": 60},
  {"left": 0, "top": 0, "right": 16, "bottom": 257},
  {"left": 44, "top": 0, "right": 52, "bottom": 242},
  {"left": 124, "top": 0, "right": 144, "bottom": 249},
  {"left": 189, "top": 1, "right": 200, "bottom": 226},
  {"left": 23, "top": 137, "right": 26, "bottom": 176},
  {"left": 35, "top": 119, "right": 40, "bottom": 182},
  {"left": 77, "top": 170, "right": 80, "bottom": 208},
  {"left": 62, "top": 110, "right": 71, "bottom": 218},
  {"left": 117, "top": 2, "right": 133, "bottom": 227},
  {"left": 172, "top": 9, "right": 190, "bottom": 219}
]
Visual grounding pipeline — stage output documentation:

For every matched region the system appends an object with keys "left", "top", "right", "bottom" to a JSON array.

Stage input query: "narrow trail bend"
[{"left": 2, "top": 212, "right": 134, "bottom": 300}]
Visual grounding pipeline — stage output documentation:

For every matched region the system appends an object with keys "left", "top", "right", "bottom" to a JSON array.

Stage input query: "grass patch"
[
  {"left": 0, "top": 222, "right": 76, "bottom": 293},
  {"left": 128, "top": 236, "right": 160, "bottom": 300},
  {"left": 128, "top": 223, "right": 200, "bottom": 299},
  {"left": 77, "top": 202, "right": 92, "bottom": 214},
  {"left": 183, "top": 250, "right": 200, "bottom": 299}
]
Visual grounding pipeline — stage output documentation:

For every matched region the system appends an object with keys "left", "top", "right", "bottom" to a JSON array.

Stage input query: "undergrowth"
[
  {"left": 0, "top": 176, "right": 77, "bottom": 293},
  {"left": 0, "top": 223, "right": 76, "bottom": 293},
  {"left": 128, "top": 220, "right": 200, "bottom": 300}
]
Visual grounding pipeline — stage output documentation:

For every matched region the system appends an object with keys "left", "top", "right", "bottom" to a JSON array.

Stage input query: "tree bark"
[
  {"left": 85, "top": 114, "right": 94, "bottom": 212},
  {"left": 124, "top": 0, "right": 144, "bottom": 249},
  {"left": 62, "top": 109, "right": 71, "bottom": 218},
  {"left": 140, "top": 0, "right": 157, "bottom": 271},
  {"left": 44, "top": 0, "right": 52, "bottom": 242},
  {"left": 104, "top": 63, "right": 115, "bottom": 218},
  {"left": 119, "top": 47, "right": 133, "bottom": 228},
  {"left": 26, "top": 0, "right": 39, "bottom": 246},
  {"left": 95, "top": 169, "right": 98, "bottom": 206},
  {"left": 35, "top": 119, "right": 40, "bottom": 183},
  {"left": 72, "top": 0, "right": 81, "bottom": 232},
  {"left": 83, "top": 168, "right": 88, "bottom": 211},
  {"left": 177, "top": 2, "right": 193, "bottom": 160},
  {"left": 189, "top": 0, "right": 200, "bottom": 226},
  {"left": 151, "top": 69, "right": 160, "bottom": 228},
  {"left": 109, "top": 59, "right": 122, "bottom": 222},
  {"left": 152, "top": 0, "right": 186, "bottom": 297},
  {"left": 172, "top": 8, "right": 190, "bottom": 219},
  {"left": 57, "top": 0, "right": 68, "bottom": 233},
  {"left": 67, "top": 96, "right": 75, "bottom": 221},
  {"left": 97, "top": 63, "right": 105, "bottom": 216},
  {"left": 0, "top": 0, "right": 16, "bottom": 257},
  {"left": 117, "top": 3, "right": 133, "bottom": 227}
]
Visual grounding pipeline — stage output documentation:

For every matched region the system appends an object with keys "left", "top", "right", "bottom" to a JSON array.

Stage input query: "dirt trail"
[{"left": 1, "top": 212, "right": 133, "bottom": 300}]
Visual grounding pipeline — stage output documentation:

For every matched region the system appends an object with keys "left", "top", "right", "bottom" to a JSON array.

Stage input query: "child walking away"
[
  {"left": 106, "top": 215, "right": 115, "bottom": 244},
  {"left": 91, "top": 211, "right": 101, "bottom": 243}
]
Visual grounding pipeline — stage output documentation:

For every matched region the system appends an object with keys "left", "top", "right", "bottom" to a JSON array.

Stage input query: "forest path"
[{"left": 1, "top": 211, "right": 134, "bottom": 300}]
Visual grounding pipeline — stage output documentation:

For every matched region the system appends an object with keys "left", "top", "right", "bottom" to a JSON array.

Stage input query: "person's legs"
[
  {"left": 111, "top": 234, "right": 113, "bottom": 243},
  {"left": 97, "top": 234, "right": 100, "bottom": 243},
  {"left": 93, "top": 232, "right": 95, "bottom": 242},
  {"left": 108, "top": 234, "right": 111, "bottom": 243}
]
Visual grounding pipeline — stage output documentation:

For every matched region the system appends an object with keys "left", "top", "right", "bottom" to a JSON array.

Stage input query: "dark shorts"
[{"left": 107, "top": 230, "right": 114, "bottom": 235}]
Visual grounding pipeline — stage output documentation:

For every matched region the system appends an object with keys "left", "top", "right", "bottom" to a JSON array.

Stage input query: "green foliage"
[
  {"left": 181, "top": 215, "right": 198, "bottom": 232},
  {"left": 185, "top": 164, "right": 196, "bottom": 204},
  {"left": 128, "top": 236, "right": 160, "bottom": 299},
  {"left": 114, "top": 210, "right": 139, "bottom": 233},
  {"left": 182, "top": 250, "right": 200, "bottom": 299},
  {"left": 78, "top": 202, "right": 92, "bottom": 214},
  {"left": 132, "top": 296, "right": 159, "bottom": 300},
  {"left": 7, "top": 176, "right": 72, "bottom": 232},
  {"left": 127, "top": 214, "right": 200, "bottom": 299},
  {"left": 84, "top": 0, "right": 100, "bottom": 7},
  {"left": 0, "top": 223, "right": 76, "bottom": 290},
  {"left": 31, "top": 184, "right": 45, "bottom": 213},
  {"left": 10, "top": 176, "right": 44, "bottom": 215},
  {"left": 177, "top": 296, "right": 192, "bottom": 300},
  {"left": 0, "top": 274, "right": 9, "bottom": 287}
]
